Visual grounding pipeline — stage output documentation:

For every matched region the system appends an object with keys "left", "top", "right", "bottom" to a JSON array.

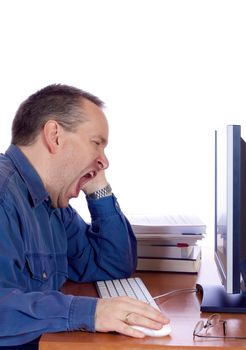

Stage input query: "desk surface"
[{"left": 40, "top": 253, "right": 246, "bottom": 350}]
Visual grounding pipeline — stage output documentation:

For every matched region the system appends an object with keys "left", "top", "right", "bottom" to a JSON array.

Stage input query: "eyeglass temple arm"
[{"left": 222, "top": 320, "right": 226, "bottom": 336}]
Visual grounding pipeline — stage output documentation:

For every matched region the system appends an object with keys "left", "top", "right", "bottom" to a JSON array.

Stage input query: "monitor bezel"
[{"left": 214, "top": 124, "right": 241, "bottom": 294}]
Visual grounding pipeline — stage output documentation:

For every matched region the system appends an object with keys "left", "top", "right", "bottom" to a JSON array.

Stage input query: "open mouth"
[
  {"left": 76, "top": 170, "right": 97, "bottom": 192},
  {"left": 82, "top": 170, "right": 97, "bottom": 182}
]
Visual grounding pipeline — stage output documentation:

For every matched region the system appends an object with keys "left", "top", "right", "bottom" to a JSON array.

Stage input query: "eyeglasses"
[
  {"left": 193, "top": 314, "right": 227, "bottom": 340},
  {"left": 193, "top": 314, "right": 246, "bottom": 340}
]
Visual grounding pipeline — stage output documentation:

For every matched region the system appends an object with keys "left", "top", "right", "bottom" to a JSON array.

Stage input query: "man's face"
[{"left": 51, "top": 99, "right": 109, "bottom": 208}]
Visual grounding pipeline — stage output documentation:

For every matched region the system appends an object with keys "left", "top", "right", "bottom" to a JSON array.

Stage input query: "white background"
[{"left": 0, "top": 0, "right": 246, "bottom": 233}]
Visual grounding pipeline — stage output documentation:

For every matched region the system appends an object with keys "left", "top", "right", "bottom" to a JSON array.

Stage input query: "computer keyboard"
[
  {"left": 95, "top": 277, "right": 172, "bottom": 337},
  {"left": 95, "top": 277, "right": 159, "bottom": 310}
]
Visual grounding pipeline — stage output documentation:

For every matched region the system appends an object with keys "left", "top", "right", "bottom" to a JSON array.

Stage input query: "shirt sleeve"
[
  {"left": 0, "top": 203, "right": 97, "bottom": 346},
  {"left": 63, "top": 194, "right": 137, "bottom": 282}
]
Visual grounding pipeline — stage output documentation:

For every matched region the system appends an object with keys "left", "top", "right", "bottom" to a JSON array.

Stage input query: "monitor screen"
[{"left": 198, "top": 124, "right": 246, "bottom": 313}]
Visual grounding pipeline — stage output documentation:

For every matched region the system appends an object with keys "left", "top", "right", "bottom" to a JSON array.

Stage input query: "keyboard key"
[{"left": 95, "top": 277, "right": 160, "bottom": 310}]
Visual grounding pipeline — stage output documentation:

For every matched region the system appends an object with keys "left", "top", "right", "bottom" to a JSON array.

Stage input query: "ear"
[{"left": 42, "top": 120, "right": 62, "bottom": 154}]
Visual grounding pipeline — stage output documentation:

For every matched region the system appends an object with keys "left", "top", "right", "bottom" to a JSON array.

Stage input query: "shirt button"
[{"left": 42, "top": 271, "right": 47, "bottom": 279}]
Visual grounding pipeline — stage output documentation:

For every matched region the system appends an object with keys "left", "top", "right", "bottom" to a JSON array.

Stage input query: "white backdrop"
[{"left": 0, "top": 0, "right": 246, "bottom": 231}]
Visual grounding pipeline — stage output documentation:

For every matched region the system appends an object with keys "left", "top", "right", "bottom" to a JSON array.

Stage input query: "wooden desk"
[{"left": 40, "top": 255, "right": 246, "bottom": 350}]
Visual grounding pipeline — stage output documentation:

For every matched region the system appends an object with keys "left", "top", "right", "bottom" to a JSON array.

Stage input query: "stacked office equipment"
[{"left": 129, "top": 214, "right": 206, "bottom": 273}]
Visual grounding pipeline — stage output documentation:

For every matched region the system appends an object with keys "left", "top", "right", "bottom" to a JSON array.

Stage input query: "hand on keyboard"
[{"left": 94, "top": 278, "right": 170, "bottom": 338}]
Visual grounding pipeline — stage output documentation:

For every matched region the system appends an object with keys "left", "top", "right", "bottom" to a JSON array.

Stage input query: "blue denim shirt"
[{"left": 0, "top": 145, "right": 137, "bottom": 346}]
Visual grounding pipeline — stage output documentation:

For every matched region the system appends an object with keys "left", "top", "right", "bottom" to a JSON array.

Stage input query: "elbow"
[{"left": 116, "top": 254, "right": 137, "bottom": 279}]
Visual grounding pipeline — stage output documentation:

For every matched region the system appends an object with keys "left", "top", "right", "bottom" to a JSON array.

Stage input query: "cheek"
[{"left": 62, "top": 143, "right": 96, "bottom": 173}]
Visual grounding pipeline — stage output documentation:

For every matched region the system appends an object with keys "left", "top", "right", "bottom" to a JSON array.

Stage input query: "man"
[{"left": 0, "top": 84, "right": 168, "bottom": 348}]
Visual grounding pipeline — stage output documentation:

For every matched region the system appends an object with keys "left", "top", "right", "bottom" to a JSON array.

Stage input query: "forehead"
[
  {"left": 81, "top": 98, "right": 106, "bottom": 119},
  {"left": 79, "top": 99, "right": 109, "bottom": 139}
]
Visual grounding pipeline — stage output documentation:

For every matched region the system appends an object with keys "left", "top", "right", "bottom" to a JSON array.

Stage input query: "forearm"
[
  {"left": 87, "top": 194, "right": 137, "bottom": 278},
  {"left": 66, "top": 195, "right": 137, "bottom": 282},
  {"left": 0, "top": 287, "right": 97, "bottom": 346}
]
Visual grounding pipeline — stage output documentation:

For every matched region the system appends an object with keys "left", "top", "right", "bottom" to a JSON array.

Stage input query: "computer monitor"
[{"left": 198, "top": 124, "right": 246, "bottom": 313}]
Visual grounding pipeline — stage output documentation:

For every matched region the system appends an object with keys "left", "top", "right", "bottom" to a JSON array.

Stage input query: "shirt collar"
[{"left": 5, "top": 144, "right": 49, "bottom": 207}]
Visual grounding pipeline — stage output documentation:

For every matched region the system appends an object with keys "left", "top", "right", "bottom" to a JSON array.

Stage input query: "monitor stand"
[{"left": 196, "top": 283, "right": 246, "bottom": 313}]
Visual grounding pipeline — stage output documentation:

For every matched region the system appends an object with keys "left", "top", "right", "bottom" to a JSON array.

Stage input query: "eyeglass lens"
[
  {"left": 193, "top": 314, "right": 227, "bottom": 338},
  {"left": 204, "top": 314, "right": 221, "bottom": 332}
]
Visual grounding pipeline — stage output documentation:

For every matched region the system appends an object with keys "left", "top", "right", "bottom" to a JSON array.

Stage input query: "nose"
[{"left": 96, "top": 153, "right": 109, "bottom": 170}]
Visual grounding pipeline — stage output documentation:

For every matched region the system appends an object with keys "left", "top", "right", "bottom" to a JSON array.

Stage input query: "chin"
[
  {"left": 54, "top": 199, "right": 68, "bottom": 209},
  {"left": 55, "top": 193, "right": 72, "bottom": 208},
  {"left": 58, "top": 202, "right": 69, "bottom": 208}
]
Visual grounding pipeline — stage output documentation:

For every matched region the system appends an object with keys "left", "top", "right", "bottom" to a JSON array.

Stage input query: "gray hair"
[{"left": 11, "top": 84, "right": 104, "bottom": 146}]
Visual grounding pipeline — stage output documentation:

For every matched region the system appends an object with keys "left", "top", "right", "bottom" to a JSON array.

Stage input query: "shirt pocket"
[{"left": 25, "top": 253, "right": 68, "bottom": 291}]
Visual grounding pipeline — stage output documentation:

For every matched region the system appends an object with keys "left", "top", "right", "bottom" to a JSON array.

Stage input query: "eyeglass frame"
[{"left": 193, "top": 314, "right": 235, "bottom": 340}]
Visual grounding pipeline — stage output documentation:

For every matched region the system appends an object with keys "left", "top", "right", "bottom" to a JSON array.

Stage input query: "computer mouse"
[{"left": 131, "top": 323, "right": 172, "bottom": 337}]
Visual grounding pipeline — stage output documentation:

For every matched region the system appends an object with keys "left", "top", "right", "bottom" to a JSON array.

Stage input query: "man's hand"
[
  {"left": 95, "top": 296, "right": 169, "bottom": 338},
  {"left": 82, "top": 171, "right": 109, "bottom": 195}
]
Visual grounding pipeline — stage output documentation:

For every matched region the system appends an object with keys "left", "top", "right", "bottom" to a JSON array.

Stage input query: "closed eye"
[
  {"left": 91, "top": 136, "right": 108, "bottom": 147},
  {"left": 93, "top": 140, "right": 101, "bottom": 146}
]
